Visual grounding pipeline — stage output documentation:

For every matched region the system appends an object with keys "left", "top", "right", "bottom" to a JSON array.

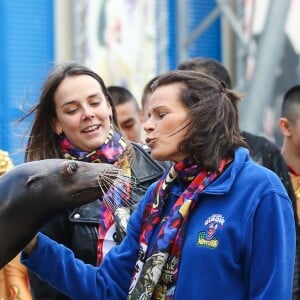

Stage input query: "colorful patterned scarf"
[
  {"left": 60, "top": 127, "right": 127, "bottom": 164},
  {"left": 59, "top": 127, "right": 132, "bottom": 265},
  {"left": 128, "top": 157, "right": 229, "bottom": 300}
]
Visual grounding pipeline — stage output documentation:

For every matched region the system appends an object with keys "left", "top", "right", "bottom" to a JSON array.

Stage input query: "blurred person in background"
[
  {"left": 0, "top": 150, "right": 32, "bottom": 300},
  {"left": 108, "top": 85, "right": 143, "bottom": 143},
  {"left": 279, "top": 84, "right": 300, "bottom": 299}
]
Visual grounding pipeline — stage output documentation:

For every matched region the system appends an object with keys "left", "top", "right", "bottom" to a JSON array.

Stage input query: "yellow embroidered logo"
[{"left": 197, "top": 232, "right": 219, "bottom": 248}]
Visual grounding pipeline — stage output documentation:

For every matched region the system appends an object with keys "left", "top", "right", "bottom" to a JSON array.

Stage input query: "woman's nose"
[
  {"left": 143, "top": 117, "right": 153, "bottom": 133},
  {"left": 82, "top": 106, "right": 95, "bottom": 119}
]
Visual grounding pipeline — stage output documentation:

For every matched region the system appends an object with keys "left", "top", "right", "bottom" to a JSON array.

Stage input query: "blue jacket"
[{"left": 22, "top": 147, "right": 296, "bottom": 299}]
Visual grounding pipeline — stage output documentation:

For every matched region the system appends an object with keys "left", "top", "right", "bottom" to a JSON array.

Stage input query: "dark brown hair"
[
  {"left": 177, "top": 57, "right": 232, "bottom": 89},
  {"left": 153, "top": 70, "right": 246, "bottom": 170},
  {"left": 107, "top": 85, "right": 139, "bottom": 111},
  {"left": 141, "top": 76, "right": 159, "bottom": 109}
]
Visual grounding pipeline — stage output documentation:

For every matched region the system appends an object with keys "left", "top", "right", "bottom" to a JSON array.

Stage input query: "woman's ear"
[
  {"left": 278, "top": 117, "right": 291, "bottom": 137},
  {"left": 108, "top": 108, "right": 113, "bottom": 122},
  {"left": 108, "top": 103, "right": 113, "bottom": 116},
  {"left": 51, "top": 119, "right": 63, "bottom": 136}
]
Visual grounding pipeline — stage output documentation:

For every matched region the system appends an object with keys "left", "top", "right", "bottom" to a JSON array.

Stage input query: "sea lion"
[{"left": 0, "top": 159, "right": 125, "bottom": 269}]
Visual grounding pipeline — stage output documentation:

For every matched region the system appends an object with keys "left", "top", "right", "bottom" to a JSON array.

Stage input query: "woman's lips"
[
  {"left": 145, "top": 137, "right": 156, "bottom": 147},
  {"left": 82, "top": 124, "right": 100, "bottom": 133}
]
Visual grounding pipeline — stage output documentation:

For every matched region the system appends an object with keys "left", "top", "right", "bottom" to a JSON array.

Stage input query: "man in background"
[
  {"left": 108, "top": 85, "right": 142, "bottom": 143},
  {"left": 279, "top": 85, "right": 300, "bottom": 299}
]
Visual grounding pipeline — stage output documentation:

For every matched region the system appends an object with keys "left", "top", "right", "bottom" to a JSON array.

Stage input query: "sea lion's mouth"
[
  {"left": 68, "top": 187, "right": 102, "bottom": 209},
  {"left": 71, "top": 186, "right": 102, "bottom": 199}
]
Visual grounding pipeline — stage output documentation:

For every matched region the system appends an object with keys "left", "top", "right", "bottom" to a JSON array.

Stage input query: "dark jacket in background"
[{"left": 242, "top": 131, "right": 297, "bottom": 220}]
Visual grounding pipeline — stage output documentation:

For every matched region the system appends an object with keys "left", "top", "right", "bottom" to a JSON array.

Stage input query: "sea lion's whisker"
[
  {"left": 96, "top": 168, "right": 140, "bottom": 212},
  {"left": 103, "top": 197, "right": 115, "bottom": 211},
  {"left": 103, "top": 190, "right": 134, "bottom": 211},
  {"left": 98, "top": 181, "right": 110, "bottom": 201}
]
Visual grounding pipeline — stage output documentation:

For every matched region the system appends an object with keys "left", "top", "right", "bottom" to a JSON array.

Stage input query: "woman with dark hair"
[
  {"left": 22, "top": 70, "right": 295, "bottom": 299},
  {"left": 21, "top": 61, "right": 169, "bottom": 299}
]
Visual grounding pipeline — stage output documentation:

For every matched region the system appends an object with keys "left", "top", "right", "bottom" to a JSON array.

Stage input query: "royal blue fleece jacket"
[{"left": 22, "top": 147, "right": 296, "bottom": 299}]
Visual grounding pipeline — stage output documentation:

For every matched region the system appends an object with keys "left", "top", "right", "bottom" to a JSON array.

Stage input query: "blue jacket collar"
[{"left": 203, "top": 147, "right": 250, "bottom": 195}]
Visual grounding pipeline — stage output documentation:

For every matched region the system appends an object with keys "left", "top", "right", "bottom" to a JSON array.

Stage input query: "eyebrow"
[
  {"left": 60, "top": 93, "right": 104, "bottom": 108},
  {"left": 122, "top": 117, "right": 135, "bottom": 125},
  {"left": 152, "top": 105, "right": 169, "bottom": 112}
]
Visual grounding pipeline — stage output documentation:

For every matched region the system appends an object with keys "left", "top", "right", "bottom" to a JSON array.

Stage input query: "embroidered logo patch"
[{"left": 197, "top": 214, "right": 225, "bottom": 248}]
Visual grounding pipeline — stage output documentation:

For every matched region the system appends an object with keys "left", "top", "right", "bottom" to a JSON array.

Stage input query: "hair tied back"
[{"left": 220, "top": 81, "right": 226, "bottom": 93}]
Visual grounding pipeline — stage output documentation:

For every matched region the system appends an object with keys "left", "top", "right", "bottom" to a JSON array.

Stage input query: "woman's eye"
[
  {"left": 67, "top": 110, "right": 77, "bottom": 114},
  {"left": 65, "top": 107, "right": 78, "bottom": 114},
  {"left": 158, "top": 112, "right": 167, "bottom": 118},
  {"left": 90, "top": 101, "right": 100, "bottom": 107}
]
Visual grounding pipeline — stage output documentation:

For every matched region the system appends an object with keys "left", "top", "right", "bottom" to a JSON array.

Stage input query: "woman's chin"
[{"left": 150, "top": 151, "right": 166, "bottom": 162}]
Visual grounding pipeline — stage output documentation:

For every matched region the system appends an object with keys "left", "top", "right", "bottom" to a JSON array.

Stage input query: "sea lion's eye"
[
  {"left": 24, "top": 176, "right": 41, "bottom": 189},
  {"left": 66, "top": 162, "right": 77, "bottom": 174}
]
